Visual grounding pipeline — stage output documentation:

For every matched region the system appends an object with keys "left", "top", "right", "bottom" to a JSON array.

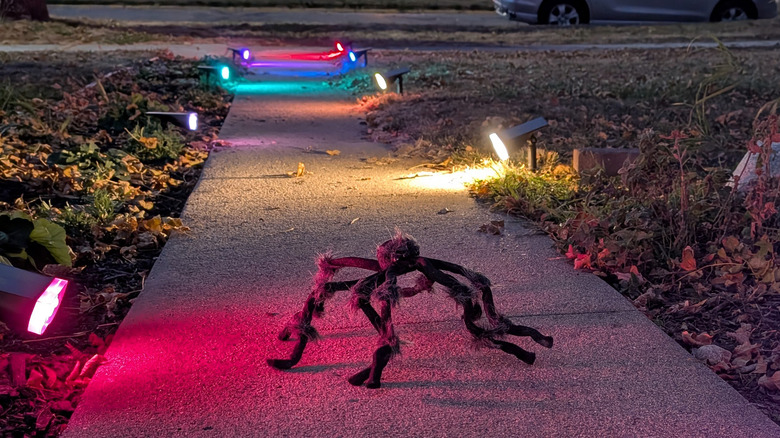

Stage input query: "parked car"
[{"left": 494, "top": 0, "right": 779, "bottom": 25}]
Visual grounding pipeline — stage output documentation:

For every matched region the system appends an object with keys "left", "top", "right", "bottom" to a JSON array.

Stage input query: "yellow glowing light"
[
  {"left": 489, "top": 133, "right": 509, "bottom": 161},
  {"left": 399, "top": 164, "right": 506, "bottom": 191},
  {"left": 375, "top": 73, "right": 388, "bottom": 90}
]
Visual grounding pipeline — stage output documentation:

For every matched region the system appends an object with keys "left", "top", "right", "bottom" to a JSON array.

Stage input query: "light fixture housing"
[
  {"left": 351, "top": 48, "right": 371, "bottom": 67},
  {"left": 374, "top": 67, "right": 411, "bottom": 95},
  {"left": 489, "top": 117, "right": 549, "bottom": 168},
  {"left": 146, "top": 112, "right": 199, "bottom": 131},
  {"left": 229, "top": 47, "right": 251, "bottom": 64},
  {"left": 0, "top": 264, "right": 69, "bottom": 335}
]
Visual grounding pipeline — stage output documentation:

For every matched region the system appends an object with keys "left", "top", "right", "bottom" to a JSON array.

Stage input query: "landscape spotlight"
[
  {"left": 229, "top": 47, "right": 251, "bottom": 63},
  {"left": 0, "top": 264, "right": 68, "bottom": 335},
  {"left": 489, "top": 117, "right": 548, "bottom": 169},
  {"left": 352, "top": 48, "right": 371, "bottom": 67},
  {"left": 147, "top": 112, "right": 198, "bottom": 131},
  {"left": 197, "top": 65, "right": 218, "bottom": 83},
  {"left": 335, "top": 41, "right": 346, "bottom": 52},
  {"left": 220, "top": 65, "right": 231, "bottom": 80},
  {"left": 375, "top": 67, "right": 411, "bottom": 95},
  {"left": 348, "top": 51, "right": 357, "bottom": 63}
]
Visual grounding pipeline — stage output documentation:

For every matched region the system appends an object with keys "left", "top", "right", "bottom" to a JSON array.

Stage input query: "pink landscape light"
[
  {"left": 27, "top": 278, "right": 68, "bottom": 335},
  {"left": 0, "top": 264, "right": 69, "bottom": 335}
]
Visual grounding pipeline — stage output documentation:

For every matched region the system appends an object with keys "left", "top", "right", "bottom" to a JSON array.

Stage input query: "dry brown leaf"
[
  {"left": 732, "top": 342, "right": 759, "bottom": 361},
  {"left": 758, "top": 372, "right": 780, "bottom": 391},
  {"left": 326, "top": 150, "right": 341, "bottom": 156},
  {"left": 79, "top": 354, "right": 106, "bottom": 379},
  {"left": 680, "top": 246, "right": 697, "bottom": 271},
  {"left": 478, "top": 220, "right": 505, "bottom": 235},
  {"left": 681, "top": 331, "right": 713, "bottom": 347}
]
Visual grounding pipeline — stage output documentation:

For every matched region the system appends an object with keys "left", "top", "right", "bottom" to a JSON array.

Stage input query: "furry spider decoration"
[{"left": 267, "top": 232, "right": 553, "bottom": 388}]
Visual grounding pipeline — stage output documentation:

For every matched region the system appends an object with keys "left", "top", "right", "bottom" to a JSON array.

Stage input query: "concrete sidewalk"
[{"left": 63, "top": 77, "right": 779, "bottom": 437}]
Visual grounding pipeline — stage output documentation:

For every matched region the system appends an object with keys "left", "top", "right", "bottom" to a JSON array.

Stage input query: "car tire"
[
  {"left": 710, "top": 0, "right": 757, "bottom": 22},
  {"left": 538, "top": 1, "right": 590, "bottom": 26}
]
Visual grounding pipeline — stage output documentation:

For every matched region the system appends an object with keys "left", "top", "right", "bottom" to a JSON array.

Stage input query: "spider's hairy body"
[{"left": 267, "top": 232, "right": 553, "bottom": 388}]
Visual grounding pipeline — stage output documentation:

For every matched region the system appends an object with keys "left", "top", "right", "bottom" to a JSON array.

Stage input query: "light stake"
[
  {"left": 0, "top": 264, "right": 68, "bottom": 335},
  {"left": 229, "top": 47, "right": 251, "bottom": 64},
  {"left": 146, "top": 112, "right": 199, "bottom": 131},
  {"left": 374, "top": 67, "right": 411, "bottom": 95},
  {"left": 352, "top": 48, "right": 372, "bottom": 67},
  {"left": 489, "top": 117, "right": 548, "bottom": 169}
]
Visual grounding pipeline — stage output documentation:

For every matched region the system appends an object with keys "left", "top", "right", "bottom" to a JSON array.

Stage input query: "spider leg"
[
  {"left": 349, "top": 299, "right": 397, "bottom": 389},
  {"left": 348, "top": 263, "right": 413, "bottom": 388},
  {"left": 267, "top": 295, "right": 318, "bottom": 370},
  {"left": 429, "top": 258, "right": 553, "bottom": 349},
  {"left": 462, "top": 301, "right": 536, "bottom": 365},
  {"left": 416, "top": 258, "right": 538, "bottom": 364},
  {"left": 355, "top": 297, "right": 381, "bottom": 332},
  {"left": 268, "top": 256, "right": 381, "bottom": 370},
  {"left": 276, "top": 280, "right": 358, "bottom": 341}
]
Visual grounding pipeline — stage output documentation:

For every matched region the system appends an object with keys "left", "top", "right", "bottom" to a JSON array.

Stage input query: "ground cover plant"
[
  {"left": 0, "top": 50, "right": 232, "bottom": 436},
  {"left": 355, "top": 46, "right": 780, "bottom": 423}
]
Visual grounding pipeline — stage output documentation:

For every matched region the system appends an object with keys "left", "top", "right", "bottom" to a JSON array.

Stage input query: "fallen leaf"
[
  {"left": 680, "top": 246, "right": 697, "bottom": 271},
  {"left": 326, "top": 150, "right": 340, "bottom": 156},
  {"left": 682, "top": 331, "right": 713, "bottom": 347},
  {"left": 478, "top": 220, "right": 505, "bottom": 235},
  {"left": 79, "top": 354, "right": 106, "bottom": 379},
  {"left": 27, "top": 369, "right": 44, "bottom": 389},
  {"left": 758, "top": 372, "right": 780, "bottom": 391}
]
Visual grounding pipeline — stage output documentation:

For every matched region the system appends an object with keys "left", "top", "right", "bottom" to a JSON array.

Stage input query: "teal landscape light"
[
  {"left": 374, "top": 67, "right": 411, "bottom": 95},
  {"left": 221, "top": 65, "right": 231, "bottom": 80},
  {"left": 0, "top": 264, "right": 69, "bottom": 335},
  {"left": 489, "top": 117, "right": 548, "bottom": 168}
]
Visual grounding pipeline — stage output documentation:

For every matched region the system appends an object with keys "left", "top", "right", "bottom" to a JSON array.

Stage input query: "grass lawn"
[
  {"left": 46, "top": 0, "right": 491, "bottom": 10},
  {"left": 3, "top": 14, "right": 780, "bottom": 47}
]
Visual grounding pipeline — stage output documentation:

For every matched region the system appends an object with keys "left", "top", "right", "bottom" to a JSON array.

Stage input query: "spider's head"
[{"left": 377, "top": 232, "right": 420, "bottom": 269}]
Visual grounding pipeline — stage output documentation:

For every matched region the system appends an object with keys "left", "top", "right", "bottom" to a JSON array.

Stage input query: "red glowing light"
[
  {"left": 336, "top": 42, "right": 344, "bottom": 52},
  {"left": 27, "top": 278, "right": 67, "bottom": 335}
]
